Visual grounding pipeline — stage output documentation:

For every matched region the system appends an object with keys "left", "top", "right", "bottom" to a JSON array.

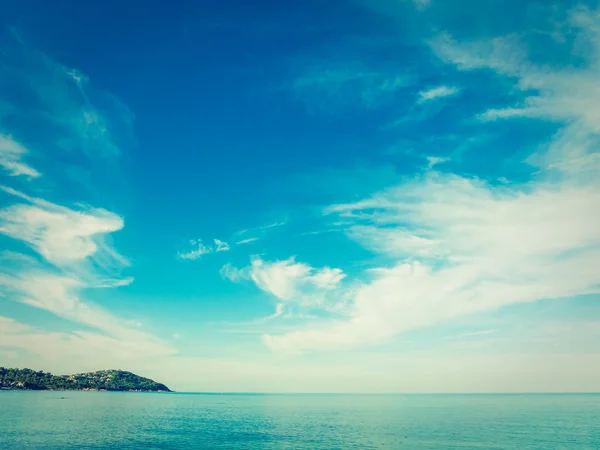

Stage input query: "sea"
[{"left": 1, "top": 392, "right": 599, "bottom": 449}]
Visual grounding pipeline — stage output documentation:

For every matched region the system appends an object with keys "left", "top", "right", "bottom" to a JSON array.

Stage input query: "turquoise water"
[{"left": 1, "top": 392, "right": 599, "bottom": 449}]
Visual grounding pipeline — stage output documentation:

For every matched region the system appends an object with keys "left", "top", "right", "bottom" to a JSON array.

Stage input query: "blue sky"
[{"left": 1, "top": 0, "right": 600, "bottom": 392}]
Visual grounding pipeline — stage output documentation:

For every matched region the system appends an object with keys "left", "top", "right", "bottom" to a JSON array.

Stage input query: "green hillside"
[{"left": 0, "top": 368, "right": 171, "bottom": 392}]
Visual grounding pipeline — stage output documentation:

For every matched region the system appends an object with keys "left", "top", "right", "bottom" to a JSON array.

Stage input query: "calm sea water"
[{"left": 1, "top": 392, "right": 598, "bottom": 449}]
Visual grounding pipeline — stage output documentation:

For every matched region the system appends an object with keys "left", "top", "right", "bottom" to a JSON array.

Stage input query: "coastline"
[{"left": 1, "top": 387, "right": 171, "bottom": 392}]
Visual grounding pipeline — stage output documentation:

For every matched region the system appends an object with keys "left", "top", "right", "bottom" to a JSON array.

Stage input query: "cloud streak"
[
  {"left": 236, "top": 237, "right": 259, "bottom": 245},
  {"left": 417, "top": 85, "right": 460, "bottom": 103}
]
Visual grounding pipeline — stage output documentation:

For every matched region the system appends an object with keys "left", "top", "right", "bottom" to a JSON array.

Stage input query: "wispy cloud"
[
  {"left": 0, "top": 35, "right": 133, "bottom": 160},
  {"left": 0, "top": 135, "right": 40, "bottom": 178},
  {"left": 178, "top": 238, "right": 231, "bottom": 260},
  {"left": 0, "top": 201, "right": 168, "bottom": 358},
  {"left": 288, "top": 59, "right": 411, "bottom": 111},
  {"left": 476, "top": 107, "right": 535, "bottom": 122},
  {"left": 430, "top": 7, "right": 600, "bottom": 174},
  {"left": 0, "top": 184, "right": 151, "bottom": 347},
  {"left": 237, "top": 220, "right": 287, "bottom": 236},
  {"left": 236, "top": 237, "right": 259, "bottom": 245},
  {"left": 417, "top": 85, "right": 460, "bottom": 103},
  {"left": 259, "top": 5, "right": 600, "bottom": 354},
  {"left": 260, "top": 221, "right": 287, "bottom": 231},
  {"left": 220, "top": 263, "right": 244, "bottom": 283},
  {"left": 230, "top": 219, "right": 287, "bottom": 247},
  {"left": 178, "top": 239, "right": 212, "bottom": 260},
  {"left": 214, "top": 239, "right": 231, "bottom": 252},
  {"left": 266, "top": 168, "right": 600, "bottom": 353}
]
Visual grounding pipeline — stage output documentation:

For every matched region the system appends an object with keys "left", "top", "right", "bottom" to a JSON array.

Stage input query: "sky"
[{"left": 1, "top": 0, "right": 600, "bottom": 393}]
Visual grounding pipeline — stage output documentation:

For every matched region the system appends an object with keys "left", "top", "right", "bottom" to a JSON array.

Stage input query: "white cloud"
[
  {"left": 0, "top": 186, "right": 127, "bottom": 277},
  {"left": 178, "top": 239, "right": 212, "bottom": 260},
  {"left": 0, "top": 195, "right": 169, "bottom": 357},
  {"left": 266, "top": 173, "right": 600, "bottom": 353},
  {"left": 430, "top": 7, "right": 600, "bottom": 173},
  {"left": 0, "top": 187, "right": 163, "bottom": 357},
  {"left": 249, "top": 257, "right": 312, "bottom": 301},
  {"left": 0, "top": 206, "right": 169, "bottom": 358},
  {"left": 417, "top": 85, "right": 460, "bottom": 103},
  {"left": 476, "top": 107, "right": 536, "bottom": 121},
  {"left": 308, "top": 267, "right": 346, "bottom": 290},
  {"left": 0, "top": 187, "right": 160, "bottom": 351},
  {"left": 262, "top": 7, "right": 600, "bottom": 354},
  {"left": 0, "top": 135, "right": 40, "bottom": 178},
  {"left": 429, "top": 33, "right": 527, "bottom": 74},
  {"left": 214, "top": 239, "right": 230, "bottom": 252},
  {"left": 248, "top": 257, "right": 345, "bottom": 302},
  {"left": 222, "top": 257, "right": 346, "bottom": 318},
  {"left": 0, "top": 272, "right": 164, "bottom": 348},
  {"left": 345, "top": 225, "right": 441, "bottom": 258}
]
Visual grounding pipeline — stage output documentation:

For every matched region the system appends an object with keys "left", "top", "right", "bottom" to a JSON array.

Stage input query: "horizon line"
[{"left": 163, "top": 391, "right": 600, "bottom": 396}]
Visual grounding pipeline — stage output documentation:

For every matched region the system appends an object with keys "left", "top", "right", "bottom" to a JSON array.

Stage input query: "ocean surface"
[{"left": 1, "top": 392, "right": 599, "bottom": 449}]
